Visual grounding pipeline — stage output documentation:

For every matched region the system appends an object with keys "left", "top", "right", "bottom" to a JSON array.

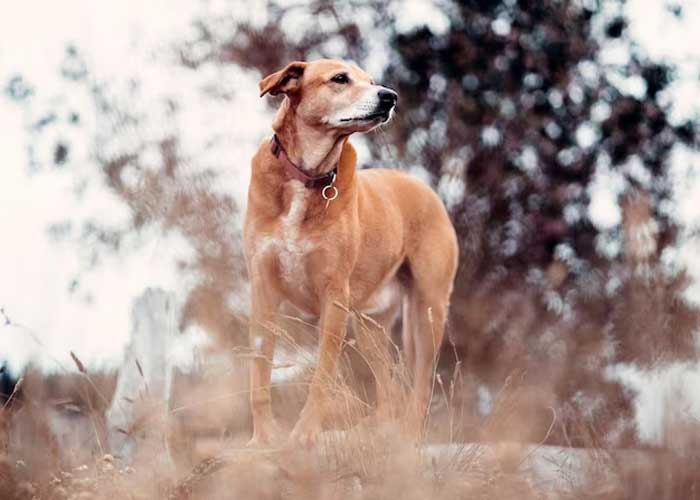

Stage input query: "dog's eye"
[{"left": 331, "top": 73, "right": 350, "bottom": 84}]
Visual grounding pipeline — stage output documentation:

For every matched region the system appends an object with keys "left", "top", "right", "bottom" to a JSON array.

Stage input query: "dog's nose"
[{"left": 377, "top": 88, "right": 398, "bottom": 107}]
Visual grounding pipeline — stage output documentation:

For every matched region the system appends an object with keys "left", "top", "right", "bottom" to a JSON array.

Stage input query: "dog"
[{"left": 243, "top": 59, "right": 458, "bottom": 446}]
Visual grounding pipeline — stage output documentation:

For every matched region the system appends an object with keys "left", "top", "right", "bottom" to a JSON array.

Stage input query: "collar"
[{"left": 270, "top": 134, "right": 338, "bottom": 189}]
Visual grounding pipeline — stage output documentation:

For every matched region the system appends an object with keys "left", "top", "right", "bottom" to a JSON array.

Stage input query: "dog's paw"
[
  {"left": 288, "top": 414, "right": 323, "bottom": 447},
  {"left": 246, "top": 435, "right": 271, "bottom": 449},
  {"left": 247, "top": 419, "right": 284, "bottom": 448}
]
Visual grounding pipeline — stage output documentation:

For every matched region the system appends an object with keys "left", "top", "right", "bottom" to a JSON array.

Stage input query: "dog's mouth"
[{"left": 339, "top": 109, "right": 393, "bottom": 123}]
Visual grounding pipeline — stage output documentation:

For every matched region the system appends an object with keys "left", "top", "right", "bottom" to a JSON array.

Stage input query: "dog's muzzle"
[{"left": 338, "top": 87, "right": 398, "bottom": 123}]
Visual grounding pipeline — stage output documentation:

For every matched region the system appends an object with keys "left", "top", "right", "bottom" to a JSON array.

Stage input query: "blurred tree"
[
  {"left": 380, "top": 1, "right": 697, "bottom": 286},
  {"left": 183, "top": 0, "right": 698, "bottom": 288}
]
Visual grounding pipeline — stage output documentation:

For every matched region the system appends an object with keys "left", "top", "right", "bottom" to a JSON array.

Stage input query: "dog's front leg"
[
  {"left": 289, "top": 284, "right": 349, "bottom": 445},
  {"left": 247, "top": 271, "right": 282, "bottom": 448}
]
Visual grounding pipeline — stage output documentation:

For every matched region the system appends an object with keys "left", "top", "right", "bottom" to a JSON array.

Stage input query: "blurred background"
[{"left": 1, "top": 0, "right": 700, "bottom": 490}]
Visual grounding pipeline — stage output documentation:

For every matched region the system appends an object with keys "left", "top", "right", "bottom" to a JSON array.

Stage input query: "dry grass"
[{"left": 2, "top": 303, "right": 700, "bottom": 499}]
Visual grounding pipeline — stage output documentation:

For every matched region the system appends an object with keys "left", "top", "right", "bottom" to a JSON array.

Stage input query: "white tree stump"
[{"left": 105, "top": 288, "right": 179, "bottom": 467}]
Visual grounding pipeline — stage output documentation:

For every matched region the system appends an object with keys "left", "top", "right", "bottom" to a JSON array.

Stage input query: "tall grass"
[{"left": 2, "top": 301, "right": 700, "bottom": 499}]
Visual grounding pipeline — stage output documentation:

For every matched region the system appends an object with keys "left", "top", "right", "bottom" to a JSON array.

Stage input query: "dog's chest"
[{"left": 257, "top": 181, "right": 316, "bottom": 285}]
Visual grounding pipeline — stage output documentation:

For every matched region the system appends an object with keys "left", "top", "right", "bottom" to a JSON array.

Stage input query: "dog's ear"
[{"left": 259, "top": 61, "right": 307, "bottom": 97}]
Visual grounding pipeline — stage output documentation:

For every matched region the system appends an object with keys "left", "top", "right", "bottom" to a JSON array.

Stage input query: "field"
[{"left": 2, "top": 289, "right": 700, "bottom": 500}]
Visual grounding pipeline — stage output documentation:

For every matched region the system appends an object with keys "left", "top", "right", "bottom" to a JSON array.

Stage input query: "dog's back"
[{"left": 356, "top": 167, "right": 457, "bottom": 270}]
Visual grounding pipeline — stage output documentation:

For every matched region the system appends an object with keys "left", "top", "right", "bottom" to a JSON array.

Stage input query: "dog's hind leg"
[
  {"left": 404, "top": 225, "right": 458, "bottom": 435},
  {"left": 408, "top": 288, "right": 448, "bottom": 433},
  {"left": 401, "top": 292, "right": 416, "bottom": 383}
]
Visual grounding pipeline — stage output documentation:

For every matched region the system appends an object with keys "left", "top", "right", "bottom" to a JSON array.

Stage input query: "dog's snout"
[{"left": 377, "top": 88, "right": 398, "bottom": 107}]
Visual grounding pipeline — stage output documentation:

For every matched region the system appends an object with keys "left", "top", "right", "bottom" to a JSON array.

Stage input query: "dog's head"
[{"left": 259, "top": 59, "right": 397, "bottom": 134}]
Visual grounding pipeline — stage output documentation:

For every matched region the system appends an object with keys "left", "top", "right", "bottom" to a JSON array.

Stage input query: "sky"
[{"left": 0, "top": 0, "right": 699, "bottom": 442}]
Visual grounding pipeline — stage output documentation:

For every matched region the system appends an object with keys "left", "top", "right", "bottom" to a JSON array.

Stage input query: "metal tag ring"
[{"left": 322, "top": 185, "right": 339, "bottom": 201}]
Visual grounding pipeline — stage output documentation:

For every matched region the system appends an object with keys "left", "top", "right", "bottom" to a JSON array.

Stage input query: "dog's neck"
[{"left": 273, "top": 103, "right": 348, "bottom": 175}]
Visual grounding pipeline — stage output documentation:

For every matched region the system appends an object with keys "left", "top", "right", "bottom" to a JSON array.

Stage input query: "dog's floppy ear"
[{"left": 259, "top": 61, "right": 307, "bottom": 97}]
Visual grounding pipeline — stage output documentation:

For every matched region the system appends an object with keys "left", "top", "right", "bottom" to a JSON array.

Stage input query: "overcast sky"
[{"left": 0, "top": 0, "right": 699, "bottom": 376}]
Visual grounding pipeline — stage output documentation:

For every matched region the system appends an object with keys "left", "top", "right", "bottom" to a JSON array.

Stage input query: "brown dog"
[{"left": 244, "top": 59, "right": 458, "bottom": 446}]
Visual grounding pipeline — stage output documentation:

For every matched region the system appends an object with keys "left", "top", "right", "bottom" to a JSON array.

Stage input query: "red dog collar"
[{"left": 270, "top": 134, "right": 337, "bottom": 189}]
